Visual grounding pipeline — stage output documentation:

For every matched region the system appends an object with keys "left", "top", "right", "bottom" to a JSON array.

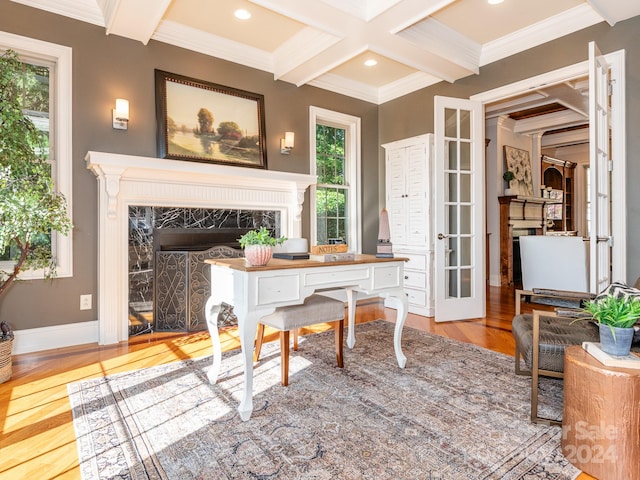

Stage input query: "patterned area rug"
[{"left": 68, "top": 320, "right": 580, "bottom": 480}]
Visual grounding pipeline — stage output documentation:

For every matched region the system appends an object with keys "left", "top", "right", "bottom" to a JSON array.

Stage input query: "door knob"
[{"left": 437, "top": 233, "right": 449, "bottom": 240}]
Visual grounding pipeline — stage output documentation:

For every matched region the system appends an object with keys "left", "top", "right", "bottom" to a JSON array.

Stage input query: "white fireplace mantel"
[{"left": 86, "top": 151, "right": 316, "bottom": 345}]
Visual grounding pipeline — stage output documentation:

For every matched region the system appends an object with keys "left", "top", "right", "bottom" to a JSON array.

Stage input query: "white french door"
[
  {"left": 434, "top": 96, "right": 485, "bottom": 321},
  {"left": 589, "top": 41, "right": 613, "bottom": 293}
]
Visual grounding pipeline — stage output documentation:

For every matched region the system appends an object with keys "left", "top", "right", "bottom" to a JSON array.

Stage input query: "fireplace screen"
[{"left": 128, "top": 206, "right": 279, "bottom": 335}]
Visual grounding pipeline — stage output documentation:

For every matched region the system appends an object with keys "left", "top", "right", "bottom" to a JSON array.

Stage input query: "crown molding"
[
  {"left": 152, "top": 20, "right": 274, "bottom": 74},
  {"left": 378, "top": 71, "right": 441, "bottom": 104},
  {"left": 309, "top": 73, "right": 379, "bottom": 104},
  {"left": 480, "top": 4, "right": 603, "bottom": 67},
  {"left": 11, "top": 0, "right": 104, "bottom": 25}
]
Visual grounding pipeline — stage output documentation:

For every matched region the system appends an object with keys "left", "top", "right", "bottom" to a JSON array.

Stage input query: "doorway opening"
[{"left": 471, "top": 48, "right": 626, "bottom": 291}]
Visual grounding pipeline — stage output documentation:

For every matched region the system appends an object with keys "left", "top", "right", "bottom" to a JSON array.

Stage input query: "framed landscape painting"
[{"left": 155, "top": 70, "right": 267, "bottom": 168}]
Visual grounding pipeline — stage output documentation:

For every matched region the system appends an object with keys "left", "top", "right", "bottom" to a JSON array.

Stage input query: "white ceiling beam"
[
  {"left": 514, "top": 110, "right": 587, "bottom": 135},
  {"left": 542, "top": 129, "right": 589, "bottom": 148},
  {"left": 586, "top": 0, "right": 617, "bottom": 26},
  {"left": 535, "top": 83, "right": 589, "bottom": 118},
  {"left": 273, "top": 28, "right": 341, "bottom": 81},
  {"left": 396, "top": 18, "right": 480, "bottom": 75},
  {"left": 262, "top": 0, "right": 473, "bottom": 85},
  {"left": 99, "top": 0, "right": 172, "bottom": 45}
]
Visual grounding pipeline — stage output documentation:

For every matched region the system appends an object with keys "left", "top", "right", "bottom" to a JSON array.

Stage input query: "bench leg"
[{"left": 280, "top": 330, "right": 290, "bottom": 386}]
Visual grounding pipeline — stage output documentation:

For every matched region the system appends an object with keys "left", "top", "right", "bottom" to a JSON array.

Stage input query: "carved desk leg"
[
  {"left": 386, "top": 288, "right": 408, "bottom": 368},
  {"left": 204, "top": 296, "right": 223, "bottom": 384},
  {"left": 345, "top": 288, "right": 358, "bottom": 349}
]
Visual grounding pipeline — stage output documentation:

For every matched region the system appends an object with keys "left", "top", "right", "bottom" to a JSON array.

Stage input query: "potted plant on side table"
[
  {"left": 583, "top": 294, "right": 640, "bottom": 356},
  {"left": 0, "top": 50, "right": 73, "bottom": 383},
  {"left": 238, "top": 227, "right": 286, "bottom": 266}
]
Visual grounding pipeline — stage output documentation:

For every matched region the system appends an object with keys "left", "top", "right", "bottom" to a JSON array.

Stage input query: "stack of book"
[
  {"left": 309, "top": 243, "right": 354, "bottom": 262},
  {"left": 582, "top": 342, "right": 640, "bottom": 369}
]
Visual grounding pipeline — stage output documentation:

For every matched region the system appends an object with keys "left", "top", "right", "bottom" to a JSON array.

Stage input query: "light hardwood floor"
[{"left": 0, "top": 286, "right": 593, "bottom": 479}]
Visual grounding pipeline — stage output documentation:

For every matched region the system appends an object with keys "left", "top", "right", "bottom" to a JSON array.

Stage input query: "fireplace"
[
  {"left": 129, "top": 207, "right": 279, "bottom": 334},
  {"left": 86, "top": 151, "right": 316, "bottom": 345}
]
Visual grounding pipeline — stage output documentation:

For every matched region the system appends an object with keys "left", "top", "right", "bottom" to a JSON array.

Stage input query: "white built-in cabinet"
[{"left": 382, "top": 134, "right": 434, "bottom": 317}]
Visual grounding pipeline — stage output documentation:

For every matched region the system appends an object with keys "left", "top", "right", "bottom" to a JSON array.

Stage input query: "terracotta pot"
[{"left": 244, "top": 245, "right": 273, "bottom": 266}]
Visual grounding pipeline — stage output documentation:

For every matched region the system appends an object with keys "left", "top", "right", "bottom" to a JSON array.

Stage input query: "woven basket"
[{"left": 0, "top": 338, "right": 14, "bottom": 384}]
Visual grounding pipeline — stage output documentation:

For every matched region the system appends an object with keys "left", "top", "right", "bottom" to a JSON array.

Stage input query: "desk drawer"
[
  {"left": 305, "top": 267, "right": 369, "bottom": 287},
  {"left": 373, "top": 264, "right": 402, "bottom": 289},
  {"left": 406, "top": 288, "right": 427, "bottom": 307},
  {"left": 404, "top": 271, "right": 426, "bottom": 289},
  {"left": 400, "top": 252, "right": 427, "bottom": 271},
  {"left": 256, "top": 274, "right": 300, "bottom": 305}
]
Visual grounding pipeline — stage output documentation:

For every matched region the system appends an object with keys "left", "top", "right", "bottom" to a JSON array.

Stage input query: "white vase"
[{"left": 244, "top": 245, "right": 273, "bottom": 266}]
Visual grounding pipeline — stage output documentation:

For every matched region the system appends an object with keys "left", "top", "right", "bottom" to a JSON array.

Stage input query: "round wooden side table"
[{"left": 561, "top": 345, "right": 640, "bottom": 480}]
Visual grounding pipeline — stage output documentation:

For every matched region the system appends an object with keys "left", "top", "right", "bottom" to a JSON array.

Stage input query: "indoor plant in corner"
[
  {"left": 238, "top": 227, "right": 286, "bottom": 266},
  {"left": 0, "top": 50, "right": 73, "bottom": 383},
  {"left": 583, "top": 294, "right": 640, "bottom": 356}
]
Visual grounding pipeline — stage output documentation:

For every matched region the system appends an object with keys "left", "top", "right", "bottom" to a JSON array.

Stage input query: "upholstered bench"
[{"left": 254, "top": 294, "right": 346, "bottom": 386}]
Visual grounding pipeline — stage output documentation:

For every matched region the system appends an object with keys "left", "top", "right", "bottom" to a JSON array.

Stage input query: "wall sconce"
[
  {"left": 280, "top": 131, "right": 294, "bottom": 154},
  {"left": 112, "top": 98, "right": 129, "bottom": 130}
]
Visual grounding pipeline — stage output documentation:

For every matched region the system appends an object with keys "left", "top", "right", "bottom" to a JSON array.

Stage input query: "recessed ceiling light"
[
  {"left": 364, "top": 59, "right": 378, "bottom": 67},
  {"left": 234, "top": 9, "right": 251, "bottom": 20},
  {"left": 488, "top": 0, "right": 504, "bottom": 4}
]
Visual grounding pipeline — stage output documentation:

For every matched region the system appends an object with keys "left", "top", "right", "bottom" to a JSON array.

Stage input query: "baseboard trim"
[{"left": 13, "top": 321, "right": 99, "bottom": 355}]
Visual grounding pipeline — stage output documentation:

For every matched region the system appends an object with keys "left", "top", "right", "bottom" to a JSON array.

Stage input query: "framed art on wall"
[
  {"left": 155, "top": 70, "right": 267, "bottom": 168},
  {"left": 503, "top": 145, "right": 533, "bottom": 196}
]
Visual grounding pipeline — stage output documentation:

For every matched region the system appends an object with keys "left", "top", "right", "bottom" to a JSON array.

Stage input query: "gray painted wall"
[
  {"left": 0, "top": 0, "right": 379, "bottom": 330},
  {"left": 379, "top": 16, "right": 640, "bottom": 284},
  {"left": 2, "top": 0, "right": 640, "bottom": 333}
]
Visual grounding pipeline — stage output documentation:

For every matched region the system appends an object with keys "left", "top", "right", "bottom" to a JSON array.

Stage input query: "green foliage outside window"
[
  {"left": 0, "top": 50, "right": 72, "bottom": 297},
  {"left": 315, "top": 125, "right": 348, "bottom": 244}
]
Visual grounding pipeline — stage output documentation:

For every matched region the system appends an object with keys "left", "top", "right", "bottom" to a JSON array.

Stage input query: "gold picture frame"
[{"left": 155, "top": 70, "right": 267, "bottom": 168}]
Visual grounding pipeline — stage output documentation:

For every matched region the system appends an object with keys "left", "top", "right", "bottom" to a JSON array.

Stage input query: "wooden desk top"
[{"left": 205, "top": 254, "right": 407, "bottom": 272}]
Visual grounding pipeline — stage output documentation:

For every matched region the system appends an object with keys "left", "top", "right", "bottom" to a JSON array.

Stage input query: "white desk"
[{"left": 204, "top": 254, "right": 409, "bottom": 421}]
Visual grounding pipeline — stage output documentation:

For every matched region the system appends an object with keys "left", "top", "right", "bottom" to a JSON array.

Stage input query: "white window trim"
[
  {"left": 309, "top": 106, "right": 361, "bottom": 253},
  {"left": 0, "top": 31, "right": 73, "bottom": 279}
]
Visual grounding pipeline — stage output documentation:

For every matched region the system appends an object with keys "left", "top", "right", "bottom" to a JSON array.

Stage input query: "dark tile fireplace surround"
[{"left": 128, "top": 206, "right": 279, "bottom": 335}]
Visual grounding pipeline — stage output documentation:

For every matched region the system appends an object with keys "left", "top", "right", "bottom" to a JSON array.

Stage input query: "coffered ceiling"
[{"left": 11, "top": 0, "right": 640, "bottom": 105}]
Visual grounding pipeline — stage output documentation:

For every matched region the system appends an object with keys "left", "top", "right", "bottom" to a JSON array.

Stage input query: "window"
[
  {"left": 0, "top": 32, "right": 73, "bottom": 279},
  {"left": 309, "top": 107, "right": 361, "bottom": 251}
]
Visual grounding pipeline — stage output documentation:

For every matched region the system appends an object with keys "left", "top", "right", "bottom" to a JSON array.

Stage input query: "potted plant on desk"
[
  {"left": 238, "top": 227, "right": 286, "bottom": 266},
  {"left": 582, "top": 295, "right": 640, "bottom": 356}
]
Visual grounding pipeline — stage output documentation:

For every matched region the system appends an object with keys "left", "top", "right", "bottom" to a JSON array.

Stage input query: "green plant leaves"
[
  {"left": 0, "top": 50, "right": 72, "bottom": 295},
  {"left": 583, "top": 295, "right": 640, "bottom": 329},
  {"left": 237, "top": 227, "right": 286, "bottom": 248}
]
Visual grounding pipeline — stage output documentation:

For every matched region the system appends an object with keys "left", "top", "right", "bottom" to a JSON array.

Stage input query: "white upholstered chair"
[
  {"left": 515, "top": 235, "right": 591, "bottom": 315},
  {"left": 253, "top": 294, "right": 346, "bottom": 386}
]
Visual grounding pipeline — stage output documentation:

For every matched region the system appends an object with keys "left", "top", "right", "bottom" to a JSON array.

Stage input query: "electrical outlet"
[{"left": 80, "top": 294, "right": 92, "bottom": 310}]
